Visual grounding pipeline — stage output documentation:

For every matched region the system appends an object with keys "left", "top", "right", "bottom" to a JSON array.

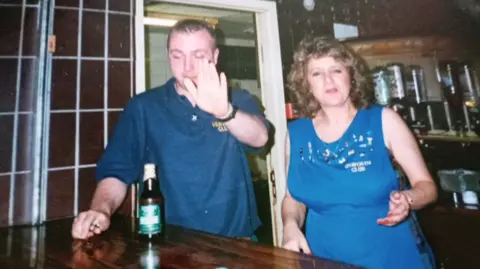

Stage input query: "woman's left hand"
[{"left": 377, "top": 191, "right": 411, "bottom": 226}]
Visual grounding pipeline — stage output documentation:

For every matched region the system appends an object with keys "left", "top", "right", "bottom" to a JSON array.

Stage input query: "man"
[{"left": 71, "top": 19, "right": 270, "bottom": 240}]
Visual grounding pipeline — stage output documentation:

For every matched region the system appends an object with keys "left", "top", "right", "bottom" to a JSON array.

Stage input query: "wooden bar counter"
[{"left": 0, "top": 215, "right": 361, "bottom": 269}]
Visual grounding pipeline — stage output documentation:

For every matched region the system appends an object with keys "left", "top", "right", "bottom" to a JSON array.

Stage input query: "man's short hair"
[{"left": 167, "top": 19, "right": 217, "bottom": 49}]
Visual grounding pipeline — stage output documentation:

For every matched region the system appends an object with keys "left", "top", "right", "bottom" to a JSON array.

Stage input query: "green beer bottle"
[{"left": 138, "top": 163, "right": 164, "bottom": 238}]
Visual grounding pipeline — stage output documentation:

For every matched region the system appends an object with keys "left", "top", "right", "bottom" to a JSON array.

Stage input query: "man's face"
[{"left": 168, "top": 29, "right": 219, "bottom": 89}]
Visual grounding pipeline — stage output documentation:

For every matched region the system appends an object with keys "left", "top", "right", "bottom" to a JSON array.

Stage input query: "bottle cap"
[{"left": 144, "top": 163, "right": 156, "bottom": 180}]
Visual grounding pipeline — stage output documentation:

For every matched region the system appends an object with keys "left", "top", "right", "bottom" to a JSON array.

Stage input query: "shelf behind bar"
[{"left": 416, "top": 134, "right": 480, "bottom": 143}]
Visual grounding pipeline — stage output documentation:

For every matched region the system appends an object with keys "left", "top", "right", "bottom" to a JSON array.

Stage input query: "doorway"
[{"left": 135, "top": 0, "right": 287, "bottom": 246}]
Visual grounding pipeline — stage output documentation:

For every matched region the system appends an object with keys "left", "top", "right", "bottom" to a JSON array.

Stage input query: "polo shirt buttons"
[
  {"left": 191, "top": 114, "right": 198, "bottom": 122},
  {"left": 204, "top": 210, "right": 208, "bottom": 214}
]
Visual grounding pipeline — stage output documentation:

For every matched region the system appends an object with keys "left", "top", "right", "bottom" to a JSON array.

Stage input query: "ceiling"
[{"left": 144, "top": 1, "right": 256, "bottom": 40}]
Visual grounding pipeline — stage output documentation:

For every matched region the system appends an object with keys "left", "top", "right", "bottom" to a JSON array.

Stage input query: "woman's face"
[{"left": 306, "top": 56, "right": 352, "bottom": 108}]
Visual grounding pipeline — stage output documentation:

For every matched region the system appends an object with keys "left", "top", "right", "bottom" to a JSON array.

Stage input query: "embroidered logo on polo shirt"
[{"left": 212, "top": 121, "right": 227, "bottom": 132}]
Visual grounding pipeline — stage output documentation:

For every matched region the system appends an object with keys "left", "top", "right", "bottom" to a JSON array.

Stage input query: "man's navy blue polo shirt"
[{"left": 96, "top": 78, "right": 267, "bottom": 237}]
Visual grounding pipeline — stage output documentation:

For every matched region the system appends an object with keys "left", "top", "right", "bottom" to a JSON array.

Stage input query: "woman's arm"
[
  {"left": 382, "top": 108, "right": 438, "bottom": 210},
  {"left": 281, "top": 132, "right": 307, "bottom": 228}
]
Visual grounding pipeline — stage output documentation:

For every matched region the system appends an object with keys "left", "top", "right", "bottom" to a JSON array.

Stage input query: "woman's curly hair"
[{"left": 287, "top": 35, "right": 374, "bottom": 118}]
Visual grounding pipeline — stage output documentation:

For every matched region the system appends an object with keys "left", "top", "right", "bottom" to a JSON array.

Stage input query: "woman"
[{"left": 281, "top": 35, "right": 438, "bottom": 269}]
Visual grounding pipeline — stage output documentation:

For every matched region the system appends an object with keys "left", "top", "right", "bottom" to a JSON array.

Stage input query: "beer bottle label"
[{"left": 139, "top": 204, "right": 161, "bottom": 234}]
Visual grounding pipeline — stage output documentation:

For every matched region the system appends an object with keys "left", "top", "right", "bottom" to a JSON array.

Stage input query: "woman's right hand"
[{"left": 282, "top": 223, "right": 311, "bottom": 255}]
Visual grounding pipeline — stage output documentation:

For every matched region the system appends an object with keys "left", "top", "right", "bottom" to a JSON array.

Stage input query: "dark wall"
[{"left": 276, "top": 0, "right": 480, "bottom": 88}]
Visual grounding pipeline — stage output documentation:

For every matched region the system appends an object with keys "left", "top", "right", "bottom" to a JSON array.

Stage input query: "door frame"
[{"left": 134, "top": 0, "right": 287, "bottom": 246}]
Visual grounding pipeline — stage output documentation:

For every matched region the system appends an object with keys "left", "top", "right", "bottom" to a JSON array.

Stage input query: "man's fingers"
[
  {"left": 74, "top": 212, "right": 87, "bottom": 226},
  {"left": 207, "top": 60, "right": 219, "bottom": 83},
  {"left": 72, "top": 213, "right": 88, "bottom": 239},
  {"left": 219, "top": 72, "right": 228, "bottom": 92},
  {"left": 72, "top": 210, "right": 111, "bottom": 239},
  {"left": 183, "top": 78, "right": 198, "bottom": 99},
  {"left": 84, "top": 231, "right": 94, "bottom": 239},
  {"left": 80, "top": 214, "right": 96, "bottom": 239}
]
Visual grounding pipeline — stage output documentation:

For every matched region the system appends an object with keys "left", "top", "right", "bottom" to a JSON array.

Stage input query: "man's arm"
[
  {"left": 72, "top": 98, "right": 146, "bottom": 239},
  {"left": 89, "top": 177, "right": 129, "bottom": 217},
  {"left": 95, "top": 97, "right": 146, "bottom": 187},
  {"left": 72, "top": 177, "right": 128, "bottom": 239},
  {"left": 93, "top": 97, "right": 146, "bottom": 211},
  {"left": 223, "top": 108, "right": 268, "bottom": 148},
  {"left": 223, "top": 90, "right": 269, "bottom": 148}
]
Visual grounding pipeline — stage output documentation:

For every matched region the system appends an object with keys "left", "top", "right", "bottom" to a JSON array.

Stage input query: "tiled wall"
[
  {"left": 0, "top": 0, "right": 40, "bottom": 227},
  {"left": 145, "top": 26, "right": 172, "bottom": 89},
  {"left": 46, "top": 0, "right": 135, "bottom": 220}
]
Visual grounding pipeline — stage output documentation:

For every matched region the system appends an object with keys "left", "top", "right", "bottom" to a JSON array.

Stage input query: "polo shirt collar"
[{"left": 165, "top": 77, "right": 186, "bottom": 103}]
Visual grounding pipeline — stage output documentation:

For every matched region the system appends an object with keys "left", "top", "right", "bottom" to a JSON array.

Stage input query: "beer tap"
[
  {"left": 443, "top": 101, "right": 457, "bottom": 136},
  {"left": 426, "top": 104, "right": 444, "bottom": 135},
  {"left": 462, "top": 104, "right": 477, "bottom": 137}
]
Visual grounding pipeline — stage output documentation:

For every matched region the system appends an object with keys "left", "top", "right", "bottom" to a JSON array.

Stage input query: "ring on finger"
[{"left": 89, "top": 222, "right": 100, "bottom": 230}]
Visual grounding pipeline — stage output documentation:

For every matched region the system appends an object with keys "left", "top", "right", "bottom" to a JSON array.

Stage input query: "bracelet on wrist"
[
  {"left": 217, "top": 104, "right": 238, "bottom": 123},
  {"left": 403, "top": 190, "right": 414, "bottom": 206},
  {"left": 217, "top": 104, "right": 233, "bottom": 119}
]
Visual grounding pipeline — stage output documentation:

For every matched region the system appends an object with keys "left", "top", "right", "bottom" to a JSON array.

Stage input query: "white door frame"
[{"left": 134, "top": 0, "right": 288, "bottom": 246}]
